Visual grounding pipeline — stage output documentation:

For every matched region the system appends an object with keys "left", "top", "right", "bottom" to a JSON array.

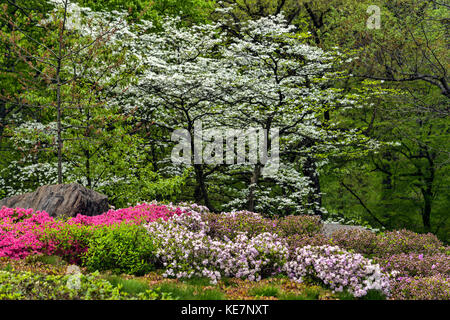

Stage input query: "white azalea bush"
[
  {"left": 283, "top": 245, "right": 391, "bottom": 298},
  {"left": 144, "top": 211, "right": 288, "bottom": 284},
  {"left": 144, "top": 211, "right": 391, "bottom": 298}
]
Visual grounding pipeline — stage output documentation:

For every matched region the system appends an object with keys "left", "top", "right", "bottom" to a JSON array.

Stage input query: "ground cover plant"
[{"left": 1, "top": 203, "right": 448, "bottom": 300}]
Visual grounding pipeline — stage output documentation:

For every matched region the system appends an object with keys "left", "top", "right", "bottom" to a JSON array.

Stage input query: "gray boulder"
[
  {"left": 0, "top": 183, "right": 109, "bottom": 218},
  {"left": 321, "top": 223, "right": 370, "bottom": 236}
]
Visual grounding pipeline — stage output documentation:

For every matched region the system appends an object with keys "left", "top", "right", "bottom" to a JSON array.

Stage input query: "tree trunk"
[
  {"left": 302, "top": 155, "right": 323, "bottom": 217},
  {"left": 247, "top": 164, "right": 261, "bottom": 212},
  {"left": 421, "top": 189, "right": 432, "bottom": 232},
  {"left": 55, "top": 1, "right": 69, "bottom": 184},
  {"left": 194, "top": 164, "right": 214, "bottom": 210},
  {"left": 56, "top": 62, "right": 63, "bottom": 184}
]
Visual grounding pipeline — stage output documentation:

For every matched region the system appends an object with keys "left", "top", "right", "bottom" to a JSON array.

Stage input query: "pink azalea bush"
[
  {"left": 67, "top": 203, "right": 184, "bottom": 226},
  {"left": 202, "top": 210, "right": 276, "bottom": 240},
  {"left": 0, "top": 208, "right": 57, "bottom": 259},
  {"left": 375, "top": 253, "right": 450, "bottom": 278},
  {"left": 283, "top": 245, "right": 391, "bottom": 298},
  {"left": 373, "top": 229, "right": 445, "bottom": 257},
  {"left": 390, "top": 275, "right": 450, "bottom": 300},
  {"left": 327, "top": 228, "right": 446, "bottom": 258},
  {"left": 284, "top": 233, "right": 331, "bottom": 256},
  {"left": 0, "top": 203, "right": 185, "bottom": 260},
  {"left": 328, "top": 229, "right": 379, "bottom": 255},
  {"left": 275, "top": 215, "right": 323, "bottom": 237}
]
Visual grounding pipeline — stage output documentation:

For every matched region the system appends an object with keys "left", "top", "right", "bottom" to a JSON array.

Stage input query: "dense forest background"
[{"left": 0, "top": 0, "right": 448, "bottom": 241}]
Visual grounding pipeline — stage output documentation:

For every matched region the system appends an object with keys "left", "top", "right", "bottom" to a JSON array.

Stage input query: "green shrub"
[{"left": 83, "top": 223, "right": 157, "bottom": 276}]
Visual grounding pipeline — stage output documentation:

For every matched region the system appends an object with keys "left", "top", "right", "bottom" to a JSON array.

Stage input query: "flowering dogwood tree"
[
  {"left": 117, "top": 16, "right": 237, "bottom": 210},
  {"left": 117, "top": 9, "right": 380, "bottom": 214},
  {"left": 212, "top": 12, "right": 379, "bottom": 215}
]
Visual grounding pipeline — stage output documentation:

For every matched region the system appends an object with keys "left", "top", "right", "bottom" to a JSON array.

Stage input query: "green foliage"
[
  {"left": 0, "top": 269, "right": 167, "bottom": 300},
  {"left": 83, "top": 223, "right": 157, "bottom": 276},
  {"left": 0, "top": 270, "right": 122, "bottom": 300},
  {"left": 76, "top": 0, "right": 215, "bottom": 24}
]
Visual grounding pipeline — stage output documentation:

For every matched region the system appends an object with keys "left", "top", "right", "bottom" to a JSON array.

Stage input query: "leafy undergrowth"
[{"left": 0, "top": 257, "right": 345, "bottom": 300}]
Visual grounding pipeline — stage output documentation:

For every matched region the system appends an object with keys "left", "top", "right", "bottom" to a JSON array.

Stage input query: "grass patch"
[
  {"left": 248, "top": 285, "right": 281, "bottom": 298},
  {"left": 361, "top": 290, "right": 387, "bottom": 300},
  {"left": 181, "top": 277, "right": 213, "bottom": 286},
  {"left": 155, "top": 282, "right": 225, "bottom": 300},
  {"left": 26, "top": 255, "right": 66, "bottom": 266},
  {"left": 279, "top": 287, "right": 321, "bottom": 300},
  {"left": 105, "top": 275, "right": 150, "bottom": 295},
  {"left": 278, "top": 293, "right": 309, "bottom": 300},
  {"left": 1, "top": 263, "right": 13, "bottom": 272},
  {"left": 335, "top": 290, "right": 356, "bottom": 300}
]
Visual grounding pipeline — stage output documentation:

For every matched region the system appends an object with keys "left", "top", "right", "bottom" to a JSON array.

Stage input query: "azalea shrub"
[
  {"left": 145, "top": 212, "right": 289, "bottom": 284},
  {"left": 67, "top": 202, "right": 184, "bottom": 226},
  {"left": 284, "top": 234, "right": 331, "bottom": 255},
  {"left": 202, "top": 211, "right": 276, "bottom": 240},
  {"left": 373, "top": 229, "right": 445, "bottom": 257},
  {"left": 283, "top": 245, "right": 391, "bottom": 298},
  {"left": 328, "top": 229, "right": 379, "bottom": 256},
  {"left": 375, "top": 253, "right": 450, "bottom": 278},
  {"left": 0, "top": 204, "right": 184, "bottom": 260},
  {"left": 327, "top": 228, "right": 446, "bottom": 258},
  {"left": 275, "top": 215, "right": 323, "bottom": 237},
  {"left": 389, "top": 275, "right": 450, "bottom": 300},
  {"left": 0, "top": 208, "right": 56, "bottom": 259},
  {"left": 201, "top": 211, "right": 322, "bottom": 241}
]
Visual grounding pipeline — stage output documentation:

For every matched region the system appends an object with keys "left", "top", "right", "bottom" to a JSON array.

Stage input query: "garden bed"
[{"left": 0, "top": 203, "right": 448, "bottom": 300}]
